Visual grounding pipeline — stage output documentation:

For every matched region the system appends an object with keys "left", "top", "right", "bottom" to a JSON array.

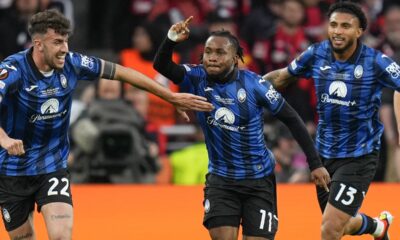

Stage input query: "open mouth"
[
  {"left": 332, "top": 36, "right": 345, "bottom": 45},
  {"left": 208, "top": 65, "right": 220, "bottom": 69},
  {"left": 56, "top": 55, "right": 66, "bottom": 64}
]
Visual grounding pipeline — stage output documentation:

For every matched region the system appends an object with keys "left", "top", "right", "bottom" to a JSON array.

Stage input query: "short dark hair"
[
  {"left": 327, "top": 1, "right": 367, "bottom": 31},
  {"left": 209, "top": 30, "right": 245, "bottom": 63},
  {"left": 28, "top": 9, "right": 71, "bottom": 37}
]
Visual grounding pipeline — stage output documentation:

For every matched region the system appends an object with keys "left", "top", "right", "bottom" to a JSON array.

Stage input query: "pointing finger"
[{"left": 184, "top": 16, "right": 193, "bottom": 26}]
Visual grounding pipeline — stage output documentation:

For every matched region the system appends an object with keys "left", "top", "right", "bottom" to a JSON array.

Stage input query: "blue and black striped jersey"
[
  {"left": 182, "top": 65, "right": 284, "bottom": 179},
  {"left": 0, "top": 48, "right": 101, "bottom": 176},
  {"left": 288, "top": 40, "right": 400, "bottom": 158}
]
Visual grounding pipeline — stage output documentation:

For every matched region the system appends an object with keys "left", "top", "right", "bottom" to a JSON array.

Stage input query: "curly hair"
[
  {"left": 28, "top": 9, "right": 71, "bottom": 37},
  {"left": 209, "top": 30, "right": 245, "bottom": 63},
  {"left": 327, "top": 1, "right": 368, "bottom": 31}
]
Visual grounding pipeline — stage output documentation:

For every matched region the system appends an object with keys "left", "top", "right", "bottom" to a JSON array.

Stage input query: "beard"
[
  {"left": 207, "top": 64, "right": 235, "bottom": 83},
  {"left": 329, "top": 38, "right": 355, "bottom": 55}
]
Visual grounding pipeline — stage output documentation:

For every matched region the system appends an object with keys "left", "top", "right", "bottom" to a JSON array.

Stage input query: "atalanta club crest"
[
  {"left": 237, "top": 88, "right": 246, "bottom": 103},
  {"left": 354, "top": 65, "right": 363, "bottom": 79},
  {"left": 60, "top": 74, "right": 67, "bottom": 88}
]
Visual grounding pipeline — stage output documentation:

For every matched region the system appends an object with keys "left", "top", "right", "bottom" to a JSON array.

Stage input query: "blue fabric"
[
  {"left": 182, "top": 65, "right": 284, "bottom": 179},
  {"left": 0, "top": 49, "right": 101, "bottom": 176},
  {"left": 288, "top": 40, "right": 400, "bottom": 158}
]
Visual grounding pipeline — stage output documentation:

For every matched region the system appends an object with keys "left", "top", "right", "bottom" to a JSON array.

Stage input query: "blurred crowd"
[{"left": 1, "top": 0, "right": 400, "bottom": 184}]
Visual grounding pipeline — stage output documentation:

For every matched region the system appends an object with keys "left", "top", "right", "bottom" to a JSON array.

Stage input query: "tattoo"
[
  {"left": 12, "top": 233, "right": 33, "bottom": 240},
  {"left": 263, "top": 68, "right": 295, "bottom": 89},
  {"left": 267, "top": 71, "right": 281, "bottom": 86},
  {"left": 50, "top": 214, "right": 72, "bottom": 220},
  {"left": 263, "top": 70, "right": 282, "bottom": 88}
]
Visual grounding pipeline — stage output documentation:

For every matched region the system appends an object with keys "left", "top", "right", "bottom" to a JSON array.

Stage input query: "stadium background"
[{"left": 1, "top": 0, "right": 400, "bottom": 239}]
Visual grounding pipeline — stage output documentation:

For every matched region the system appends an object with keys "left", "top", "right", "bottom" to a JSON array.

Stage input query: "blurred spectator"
[
  {"left": 70, "top": 79, "right": 160, "bottom": 183},
  {"left": 188, "top": 10, "right": 252, "bottom": 68},
  {"left": 120, "top": 21, "right": 180, "bottom": 129},
  {"left": 250, "top": 0, "right": 316, "bottom": 131},
  {"left": 303, "top": 0, "right": 330, "bottom": 42},
  {"left": 40, "top": 0, "right": 74, "bottom": 27},
  {"left": 0, "top": 0, "right": 40, "bottom": 60},
  {"left": 0, "top": 0, "right": 73, "bottom": 60},
  {"left": 376, "top": 3, "right": 400, "bottom": 182},
  {"left": 272, "top": 123, "right": 310, "bottom": 183},
  {"left": 207, "top": 0, "right": 251, "bottom": 23},
  {"left": 249, "top": 0, "right": 310, "bottom": 74},
  {"left": 169, "top": 127, "right": 208, "bottom": 185},
  {"left": 359, "top": 0, "right": 385, "bottom": 48},
  {"left": 0, "top": 0, "right": 12, "bottom": 15},
  {"left": 240, "top": 0, "right": 278, "bottom": 55}
]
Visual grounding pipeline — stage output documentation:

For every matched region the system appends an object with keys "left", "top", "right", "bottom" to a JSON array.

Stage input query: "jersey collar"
[
  {"left": 26, "top": 47, "right": 45, "bottom": 79},
  {"left": 330, "top": 40, "right": 363, "bottom": 64},
  {"left": 26, "top": 48, "right": 62, "bottom": 79},
  {"left": 346, "top": 40, "right": 363, "bottom": 64},
  {"left": 207, "top": 67, "right": 239, "bottom": 85}
]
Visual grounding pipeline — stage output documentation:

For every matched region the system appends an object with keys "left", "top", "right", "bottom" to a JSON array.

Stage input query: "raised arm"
[
  {"left": 153, "top": 16, "right": 193, "bottom": 83},
  {"left": 153, "top": 38, "right": 185, "bottom": 83},
  {"left": 262, "top": 67, "right": 297, "bottom": 89}
]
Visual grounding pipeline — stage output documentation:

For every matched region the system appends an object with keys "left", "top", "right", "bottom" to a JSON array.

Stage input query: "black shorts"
[
  {"left": 317, "top": 151, "right": 378, "bottom": 216},
  {"left": 0, "top": 169, "right": 73, "bottom": 231},
  {"left": 203, "top": 173, "right": 278, "bottom": 239}
]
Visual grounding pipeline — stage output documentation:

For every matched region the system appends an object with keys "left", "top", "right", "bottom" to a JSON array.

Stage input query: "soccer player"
[
  {"left": 263, "top": 2, "right": 396, "bottom": 240},
  {"left": 154, "top": 16, "right": 330, "bottom": 240},
  {"left": 0, "top": 10, "right": 213, "bottom": 240}
]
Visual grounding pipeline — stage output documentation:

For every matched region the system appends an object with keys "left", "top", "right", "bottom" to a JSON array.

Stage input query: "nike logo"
[
  {"left": 259, "top": 78, "right": 266, "bottom": 83},
  {"left": 204, "top": 87, "right": 213, "bottom": 92},
  {"left": 382, "top": 54, "right": 389, "bottom": 59},
  {"left": 320, "top": 66, "right": 332, "bottom": 71},
  {"left": 25, "top": 85, "right": 38, "bottom": 92}
]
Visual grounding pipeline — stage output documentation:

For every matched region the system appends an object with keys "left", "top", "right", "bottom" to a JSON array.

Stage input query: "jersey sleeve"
[
  {"left": 67, "top": 52, "right": 102, "bottom": 81},
  {"left": 0, "top": 62, "right": 21, "bottom": 100},
  {"left": 255, "top": 77, "right": 284, "bottom": 115},
  {"left": 181, "top": 64, "right": 206, "bottom": 85},
  {"left": 287, "top": 45, "right": 315, "bottom": 78},
  {"left": 375, "top": 53, "right": 400, "bottom": 91}
]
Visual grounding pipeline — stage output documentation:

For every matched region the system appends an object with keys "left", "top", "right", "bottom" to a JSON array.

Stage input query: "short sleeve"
[
  {"left": 0, "top": 62, "right": 21, "bottom": 99},
  {"left": 182, "top": 64, "right": 207, "bottom": 86},
  {"left": 375, "top": 52, "right": 400, "bottom": 91},
  {"left": 287, "top": 45, "right": 315, "bottom": 78},
  {"left": 68, "top": 52, "right": 102, "bottom": 81},
  {"left": 255, "top": 77, "right": 285, "bottom": 115}
]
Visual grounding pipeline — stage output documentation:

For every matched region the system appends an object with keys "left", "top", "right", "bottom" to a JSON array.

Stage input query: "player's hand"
[
  {"left": 311, "top": 167, "right": 331, "bottom": 192},
  {"left": 170, "top": 92, "right": 214, "bottom": 113},
  {"left": 167, "top": 16, "right": 193, "bottom": 42},
  {"left": 177, "top": 108, "right": 190, "bottom": 122},
  {"left": 0, "top": 136, "right": 25, "bottom": 156}
]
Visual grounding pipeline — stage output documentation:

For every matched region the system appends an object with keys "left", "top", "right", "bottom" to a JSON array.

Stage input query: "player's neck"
[
  {"left": 333, "top": 42, "right": 358, "bottom": 62},
  {"left": 32, "top": 48, "right": 53, "bottom": 72}
]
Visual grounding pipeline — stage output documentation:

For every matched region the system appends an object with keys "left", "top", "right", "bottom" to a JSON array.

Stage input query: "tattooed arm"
[{"left": 262, "top": 67, "right": 297, "bottom": 89}]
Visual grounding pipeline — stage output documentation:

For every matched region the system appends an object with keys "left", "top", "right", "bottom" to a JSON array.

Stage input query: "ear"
[
  {"left": 32, "top": 37, "right": 44, "bottom": 52},
  {"left": 356, "top": 28, "right": 363, "bottom": 38},
  {"left": 233, "top": 54, "right": 239, "bottom": 65}
]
